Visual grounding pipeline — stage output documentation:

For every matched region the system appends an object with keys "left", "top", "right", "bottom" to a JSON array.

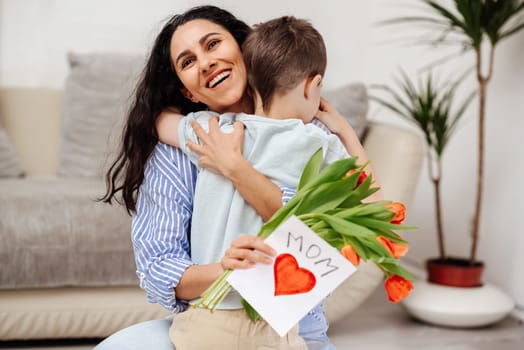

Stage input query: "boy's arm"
[
  {"left": 156, "top": 109, "right": 183, "bottom": 147},
  {"left": 316, "top": 97, "right": 384, "bottom": 202}
]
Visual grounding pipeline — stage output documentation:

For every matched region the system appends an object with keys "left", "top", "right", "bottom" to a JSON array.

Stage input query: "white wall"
[{"left": 1, "top": 0, "right": 523, "bottom": 312}]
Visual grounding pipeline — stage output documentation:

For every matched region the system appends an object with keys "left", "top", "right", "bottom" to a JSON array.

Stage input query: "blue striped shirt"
[{"left": 132, "top": 143, "right": 196, "bottom": 312}]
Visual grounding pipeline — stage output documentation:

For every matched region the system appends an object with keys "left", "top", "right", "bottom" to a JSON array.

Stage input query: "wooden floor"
[{"left": 1, "top": 287, "right": 523, "bottom": 350}]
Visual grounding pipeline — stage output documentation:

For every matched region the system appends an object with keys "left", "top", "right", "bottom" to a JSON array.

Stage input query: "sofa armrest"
[
  {"left": 324, "top": 121, "right": 424, "bottom": 324},
  {"left": 363, "top": 121, "right": 425, "bottom": 207},
  {"left": 0, "top": 88, "right": 63, "bottom": 176}
]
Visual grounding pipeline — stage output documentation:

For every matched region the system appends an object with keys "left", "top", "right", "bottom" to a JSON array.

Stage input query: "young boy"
[{"left": 160, "top": 16, "right": 356, "bottom": 350}]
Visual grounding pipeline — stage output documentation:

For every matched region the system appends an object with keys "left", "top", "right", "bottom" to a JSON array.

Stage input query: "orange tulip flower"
[
  {"left": 385, "top": 202, "right": 406, "bottom": 224},
  {"left": 384, "top": 275, "right": 414, "bottom": 303},
  {"left": 341, "top": 245, "right": 360, "bottom": 266},
  {"left": 376, "top": 236, "right": 408, "bottom": 259},
  {"left": 344, "top": 169, "right": 367, "bottom": 186},
  {"left": 376, "top": 236, "right": 395, "bottom": 256},
  {"left": 391, "top": 241, "right": 408, "bottom": 258}
]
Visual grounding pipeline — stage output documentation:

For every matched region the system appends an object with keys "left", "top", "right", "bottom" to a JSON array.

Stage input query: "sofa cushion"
[
  {"left": 0, "top": 177, "right": 137, "bottom": 288},
  {"left": 0, "top": 287, "right": 170, "bottom": 340},
  {"left": 324, "top": 83, "right": 369, "bottom": 139},
  {"left": 0, "top": 126, "right": 24, "bottom": 178},
  {"left": 58, "top": 53, "right": 143, "bottom": 179}
]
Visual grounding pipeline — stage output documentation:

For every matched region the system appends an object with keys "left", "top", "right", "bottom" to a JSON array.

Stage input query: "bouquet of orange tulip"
[{"left": 195, "top": 148, "right": 414, "bottom": 321}]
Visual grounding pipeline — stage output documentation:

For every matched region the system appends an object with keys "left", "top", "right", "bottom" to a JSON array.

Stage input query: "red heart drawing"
[{"left": 274, "top": 253, "right": 316, "bottom": 296}]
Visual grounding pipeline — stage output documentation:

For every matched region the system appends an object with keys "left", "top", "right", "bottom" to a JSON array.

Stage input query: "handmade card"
[{"left": 227, "top": 215, "right": 357, "bottom": 336}]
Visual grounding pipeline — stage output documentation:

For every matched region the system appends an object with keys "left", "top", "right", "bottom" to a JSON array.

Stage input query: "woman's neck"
[{"left": 218, "top": 94, "right": 253, "bottom": 114}]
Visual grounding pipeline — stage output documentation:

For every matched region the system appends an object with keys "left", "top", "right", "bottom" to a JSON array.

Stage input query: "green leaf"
[
  {"left": 500, "top": 21, "right": 524, "bottom": 41},
  {"left": 294, "top": 179, "right": 356, "bottom": 215},
  {"left": 320, "top": 229, "right": 345, "bottom": 249},
  {"left": 257, "top": 192, "right": 310, "bottom": 238},
  {"left": 301, "top": 157, "right": 358, "bottom": 191},
  {"left": 258, "top": 155, "right": 360, "bottom": 238},
  {"left": 338, "top": 175, "right": 377, "bottom": 208},
  {"left": 380, "top": 262, "right": 415, "bottom": 281},
  {"left": 335, "top": 201, "right": 391, "bottom": 218},
  {"left": 241, "top": 298, "right": 260, "bottom": 323},
  {"left": 352, "top": 217, "right": 415, "bottom": 233},
  {"left": 375, "top": 256, "right": 400, "bottom": 265},
  {"left": 298, "top": 148, "right": 324, "bottom": 190},
  {"left": 344, "top": 236, "right": 371, "bottom": 260},
  {"left": 320, "top": 215, "right": 377, "bottom": 240},
  {"left": 372, "top": 68, "right": 474, "bottom": 159}
]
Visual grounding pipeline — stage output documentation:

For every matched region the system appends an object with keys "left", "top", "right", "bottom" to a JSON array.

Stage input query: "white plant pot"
[{"left": 401, "top": 280, "right": 515, "bottom": 328}]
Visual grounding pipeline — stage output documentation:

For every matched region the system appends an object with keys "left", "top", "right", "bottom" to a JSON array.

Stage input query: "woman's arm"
[
  {"left": 132, "top": 144, "right": 196, "bottom": 311},
  {"left": 187, "top": 118, "right": 283, "bottom": 221},
  {"left": 157, "top": 111, "right": 284, "bottom": 221},
  {"left": 315, "top": 97, "right": 384, "bottom": 202},
  {"left": 175, "top": 263, "right": 224, "bottom": 300}
]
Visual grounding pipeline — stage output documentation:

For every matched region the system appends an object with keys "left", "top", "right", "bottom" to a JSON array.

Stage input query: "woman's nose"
[{"left": 200, "top": 57, "right": 217, "bottom": 74}]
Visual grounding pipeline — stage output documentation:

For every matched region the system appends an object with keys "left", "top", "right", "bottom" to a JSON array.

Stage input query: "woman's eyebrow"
[{"left": 175, "top": 32, "right": 220, "bottom": 67}]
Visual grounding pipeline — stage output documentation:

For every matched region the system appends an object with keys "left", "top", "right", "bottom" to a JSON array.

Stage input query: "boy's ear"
[
  {"left": 304, "top": 74, "right": 323, "bottom": 99},
  {"left": 181, "top": 87, "right": 200, "bottom": 103}
]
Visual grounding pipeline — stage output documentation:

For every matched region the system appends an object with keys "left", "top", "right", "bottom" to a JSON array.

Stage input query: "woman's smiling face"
[{"left": 170, "top": 19, "right": 248, "bottom": 113}]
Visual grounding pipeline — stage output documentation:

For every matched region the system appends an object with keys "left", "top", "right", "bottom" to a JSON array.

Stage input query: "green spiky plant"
[
  {"left": 384, "top": 0, "right": 524, "bottom": 264},
  {"left": 371, "top": 70, "right": 475, "bottom": 261}
]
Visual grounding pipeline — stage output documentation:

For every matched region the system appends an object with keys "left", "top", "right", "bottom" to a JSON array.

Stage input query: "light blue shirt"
[
  {"left": 179, "top": 112, "right": 348, "bottom": 267},
  {"left": 178, "top": 111, "right": 348, "bottom": 309}
]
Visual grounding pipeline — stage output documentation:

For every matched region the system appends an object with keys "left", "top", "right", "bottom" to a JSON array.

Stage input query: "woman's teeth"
[{"left": 208, "top": 71, "right": 231, "bottom": 88}]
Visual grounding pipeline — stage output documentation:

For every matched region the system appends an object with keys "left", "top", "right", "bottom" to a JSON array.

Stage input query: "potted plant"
[
  {"left": 379, "top": 0, "right": 524, "bottom": 287},
  {"left": 371, "top": 70, "right": 476, "bottom": 285}
]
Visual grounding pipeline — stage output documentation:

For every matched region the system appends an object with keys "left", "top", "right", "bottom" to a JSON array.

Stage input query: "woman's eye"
[
  {"left": 208, "top": 39, "right": 220, "bottom": 50},
  {"left": 181, "top": 57, "right": 194, "bottom": 69}
]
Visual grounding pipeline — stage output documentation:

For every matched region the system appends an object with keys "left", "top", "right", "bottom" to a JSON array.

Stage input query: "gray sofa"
[{"left": 0, "top": 53, "right": 424, "bottom": 340}]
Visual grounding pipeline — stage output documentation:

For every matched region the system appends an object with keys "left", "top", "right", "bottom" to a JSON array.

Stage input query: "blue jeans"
[
  {"left": 95, "top": 306, "right": 335, "bottom": 350},
  {"left": 94, "top": 317, "right": 175, "bottom": 350},
  {"left": 299, "top": 302, "right": 336, "bottom": 350}
]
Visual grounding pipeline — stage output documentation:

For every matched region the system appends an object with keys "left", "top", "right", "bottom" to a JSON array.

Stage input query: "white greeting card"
[{"left": 227, "top": 215, "right": 357, "bottom": 336}]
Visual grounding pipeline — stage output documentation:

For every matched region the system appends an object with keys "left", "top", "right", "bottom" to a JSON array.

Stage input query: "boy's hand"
[{"left": 315, "top": 97, "right": 357, "bottom": 135}]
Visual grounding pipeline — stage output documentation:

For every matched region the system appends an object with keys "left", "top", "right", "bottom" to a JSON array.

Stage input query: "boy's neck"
[
  {"left": 255, "top": 96, "right": 299, "bottom": 120},
  {"left": 253, "top": 83, "right": 308, "bottom": 122}
]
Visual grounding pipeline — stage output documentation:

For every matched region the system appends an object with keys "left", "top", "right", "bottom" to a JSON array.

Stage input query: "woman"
[{"left": 99, "top": 5, "right": 377, "bottom": 350}]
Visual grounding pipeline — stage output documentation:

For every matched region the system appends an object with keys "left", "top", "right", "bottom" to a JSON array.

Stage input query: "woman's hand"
[
  {"left": 221, "top": 235, "right": 277, "bottom": 270},
  {"left": 187, "top": 117, "right": 283, "bottom": 220},
  {"left": 186, "top": 117, "right": 245, "bottom": 177},
  {"left": 175, "top": 234, "right": 276, "bottom": 299}
]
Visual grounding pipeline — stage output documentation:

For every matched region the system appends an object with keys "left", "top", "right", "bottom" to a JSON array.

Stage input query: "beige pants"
[{"left": 170, "top": 307, "right": 307, "bottom": 350}]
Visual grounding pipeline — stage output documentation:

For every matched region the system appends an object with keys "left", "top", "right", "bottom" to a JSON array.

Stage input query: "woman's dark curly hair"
[{"left": 101, "top": 5, "right": 251, "bottom": 213}]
